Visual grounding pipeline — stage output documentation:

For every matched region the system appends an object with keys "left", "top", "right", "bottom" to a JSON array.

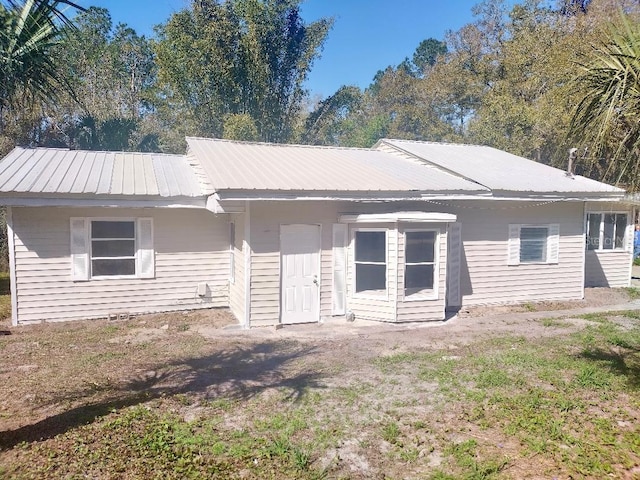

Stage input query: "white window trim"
[
  {"left": 508, "top": 223, "right": 559, "bottom": 266},
  {"left": 586, "top": 211, "right": 630, "bottom": 253},
  {"left": 351, "top": 227, "right": 388, "bottom": 300},
  {"left": 403, "top": 228, "right": 439, "bottom": 302},
  {"left": 229, "top": 221, "right": 235, "bottom": 284},
  {"left": 71, "top": 217, "right": 154, "bottom": 281},
  {"left": 332, "top": 223, "right": 348, "bottom": 315}
]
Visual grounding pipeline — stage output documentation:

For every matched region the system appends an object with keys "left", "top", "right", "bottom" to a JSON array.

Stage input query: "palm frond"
[
  {"left": 0, "top": 0, "right": 84, "bottom": 110},
  {"left": 569, "top": 13, "right": 640, "bottom": 189}
]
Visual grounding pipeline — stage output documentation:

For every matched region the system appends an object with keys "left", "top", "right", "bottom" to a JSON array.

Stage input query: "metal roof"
[
  {"left": 0, "top": 147, "right": 204, "bottom": 197},
  {"left": 378, "top": 139, "right": 624, "bottom": 194},
  {"left": 0, "top": 139, "right": 625, "bottom": 202},
  {"left": 186, "top": 137, "right": 487, "bottom": 194}
]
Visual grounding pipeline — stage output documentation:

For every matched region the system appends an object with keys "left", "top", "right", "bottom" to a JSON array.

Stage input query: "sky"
[{"left": 76, "top": 0, "right": 487, "bottom": 98}]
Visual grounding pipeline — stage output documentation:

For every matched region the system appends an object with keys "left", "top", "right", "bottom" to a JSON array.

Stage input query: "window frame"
[
  {"left": 71, "top": 216, "right": 153, "bottom": 282},
  {"left": 508, "top": 223, "right": 559, "bottom": 266},
  {"left": 586, "top": 212, "right": 629, "bottom": 252},
  {"left": 352, "top": 227, "right": 388, "bottom": 299},
  {"left": 403, "top": 228, "right": 439, "bottom": 301},
  {"left": 89, "top": 218, "right": 138, "bottom": 279},
  {"left": 519, "top": 225, "right": 549, "bottom": 264}
]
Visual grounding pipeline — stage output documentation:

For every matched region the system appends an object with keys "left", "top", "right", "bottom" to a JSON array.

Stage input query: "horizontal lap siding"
[
  {"left": 249, "top": 202, "right": 338, "bottom": 326},
  {"left": 456, "top": 202, "right": 584, "bottom": 306},
  {"left": 12, "top": 207, "right": 230, "bottom": 323},
  {"left": 585, "top": 251, "right": 630, "bottom": 287},
  {"left": 584, "top": 202, "right": 633, "bottom": 288},
  {"left": 228, "top": 213, "right": 245, "bottom": 322},
  {"left": 346, "top": 223, "right": 397, "bottom": 322},
  {"left": 396, "top": 224, "right": 447, "bottom": 322}
]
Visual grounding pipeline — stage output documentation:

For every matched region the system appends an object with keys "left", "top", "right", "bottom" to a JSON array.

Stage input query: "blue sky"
[{"left": 76, "top": 0, "right": 486, "bottom": 98}]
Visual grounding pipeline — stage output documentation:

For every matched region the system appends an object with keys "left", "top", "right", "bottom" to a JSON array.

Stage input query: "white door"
[{"left": 280, "top": 224, "right": 320, "bottom": 324}]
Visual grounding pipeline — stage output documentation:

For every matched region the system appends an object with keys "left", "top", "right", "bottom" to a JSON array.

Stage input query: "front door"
[{"left": 280, "top": 224, "right": 320, "bottom": 324}]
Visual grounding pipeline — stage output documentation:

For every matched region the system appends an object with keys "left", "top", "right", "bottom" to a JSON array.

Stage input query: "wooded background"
[{"left": 1, "top": 0, "right": 640, "bottom": 189}]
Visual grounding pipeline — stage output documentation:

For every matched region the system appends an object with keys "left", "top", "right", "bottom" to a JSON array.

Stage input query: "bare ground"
[{"left": 0, "top": 287, "right": 639, "bottom": 478}]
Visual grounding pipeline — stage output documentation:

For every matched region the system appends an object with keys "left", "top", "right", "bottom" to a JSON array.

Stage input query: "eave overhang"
[{"left": 0, "top": 193, "right": 208, "bottom": 209}]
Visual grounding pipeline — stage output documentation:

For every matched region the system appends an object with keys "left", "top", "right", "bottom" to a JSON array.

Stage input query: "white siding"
[
  {"left": 11, "top": 199, "right": 605, "bottom": 326},
  {"left": 454, "top": 201, "right": 585, "bottom": 305},
  {"left": 585, "top": 251, "right": 630, "bottom": 287},
  {"left": 584, "top": 202, "right": 633, "bottom": 288},
  {"left": 248, "top": 202, "right": 338, "bottom": 326},
  {"left": 336, "top": 200, "right": 587, "bottom": 307},
  {"left": 228, "top": 214, "right": 245, "bottom": 321},
  {"left": 12, "top": 207, "right": 231, "bottom": 323}
]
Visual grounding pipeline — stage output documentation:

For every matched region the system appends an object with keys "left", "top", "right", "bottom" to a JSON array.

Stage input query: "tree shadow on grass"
[
  {"left": 578, "top": 346, "right": 640, "bottom": 390},
  {"left": 0, "top": 340, "right": 324, "bottom": 450}
]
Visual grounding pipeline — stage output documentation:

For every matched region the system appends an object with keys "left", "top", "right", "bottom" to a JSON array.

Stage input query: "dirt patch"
[
  {"left": 458, "top": 287, "right": 632, "bottom": 317},
  {"left": 0, "top": 289, "right": 639, "bottom": 478}
]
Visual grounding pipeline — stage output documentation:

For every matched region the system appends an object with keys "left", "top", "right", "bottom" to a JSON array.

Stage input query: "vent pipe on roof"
[{"left": 566, "top": 147, "right": 578, "bottom": 178}]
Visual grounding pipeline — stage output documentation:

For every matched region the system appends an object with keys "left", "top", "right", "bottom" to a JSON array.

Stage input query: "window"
[
  {"left": 354, "top": 230, "right": 386, "bottom": 293},
  {"left": 519, "top": 226, "right": 548, "bottom": 263},
  {"left": 70, "top": 217, "right": 154, "bottom": 281},
  {"left": 405, "top": 231, "right": 436, "bottom": 295},
  {"left": 586, "top": 213, "right": 627, "bottom": 251},
  {"left": 91, "top": 221, "right": 136, "bottom": 276},
  {"left": 508, "top": 224, "right": 559, "bottom": 265}
]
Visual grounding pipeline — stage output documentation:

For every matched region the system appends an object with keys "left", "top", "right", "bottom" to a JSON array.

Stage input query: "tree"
[
  {"left": 0, "top": 0, "right": 83, "bottom": 152},
  {"left": 154, "top": 0, "right": 332, "bottom": 144},
  {"left": 412, "top": 38, "right": 447, "bottom": 75},
  {"left": 466, "top": 1, "right": 585, "bottom": 163},
  {"left": 45, "top": 7, "right": 158, "bottom": 151},
  {"left": 336, "top": 35, "right": 457, "bottom": 148},
  {"left": 569, "top": 14, "right": 640, "bottom": 189},
  {"left": 302, "top": 85, "right": 362, "bottom": 145},
  {"left": 223, "top": 113, "right": 259, "bottom": 141},
  {"left": 560, "top": 0, "right": 591, "bottom": 15},
  {"left": 0, "top": 0, "right": 82, "bottom": 107}
]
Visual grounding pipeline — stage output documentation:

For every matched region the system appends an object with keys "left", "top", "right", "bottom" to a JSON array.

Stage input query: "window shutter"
[
  {"left": 136, "top": 218, "right": 155, "bottom": 278},
  {"left": 70, "top": 218, "right": 89, "bottom": 281},
  {"left": 547, "top": 224, "right": 560, "bottom": 263},
  {"left": 625, "top": 217, "right": 634, "bottom": 253},
  {"left": 332, "top": 223, "right": 347, "bottom": 315},
  {"left": 446, "top": 222, "right": 462, "bottom": 307},
  {"left": 507, "top": 224, "right": 521, "bottom": 266}
]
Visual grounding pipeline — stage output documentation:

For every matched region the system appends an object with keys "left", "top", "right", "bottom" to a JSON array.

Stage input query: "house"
[{"left": 0, "top": 138, "right": 633, "bottom": 327}]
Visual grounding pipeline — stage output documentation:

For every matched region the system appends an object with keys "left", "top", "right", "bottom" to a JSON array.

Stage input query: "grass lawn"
[
  {"left": 0, "top": 298, "right": 639, "bottom": 478},
  {"left": 0, "top": 272, "right": 11, "bottom": 320}
]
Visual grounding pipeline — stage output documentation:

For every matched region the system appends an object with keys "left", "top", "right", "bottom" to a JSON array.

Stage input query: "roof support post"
[
  {"left": 243, "top": 201, "right": 251, "bottom": 328},
  {"left": 6, "top": 207, "right": 18, "bottom": 326}
]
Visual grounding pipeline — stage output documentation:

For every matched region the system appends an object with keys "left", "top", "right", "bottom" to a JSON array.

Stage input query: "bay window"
[
  {"left": 354, "top": 230, "right": 386, "bottom": 293},
  {"left": 405, "top": 230, "right": 436, "bottom": 296}
]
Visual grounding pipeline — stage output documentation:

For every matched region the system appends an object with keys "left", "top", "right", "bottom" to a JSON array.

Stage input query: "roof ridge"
[
  {"left": 185, "top": 136, "right": 378, "bottom": 152},
  {"left": 380, "top": 138, "right": 491, "bottom": 148}
]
